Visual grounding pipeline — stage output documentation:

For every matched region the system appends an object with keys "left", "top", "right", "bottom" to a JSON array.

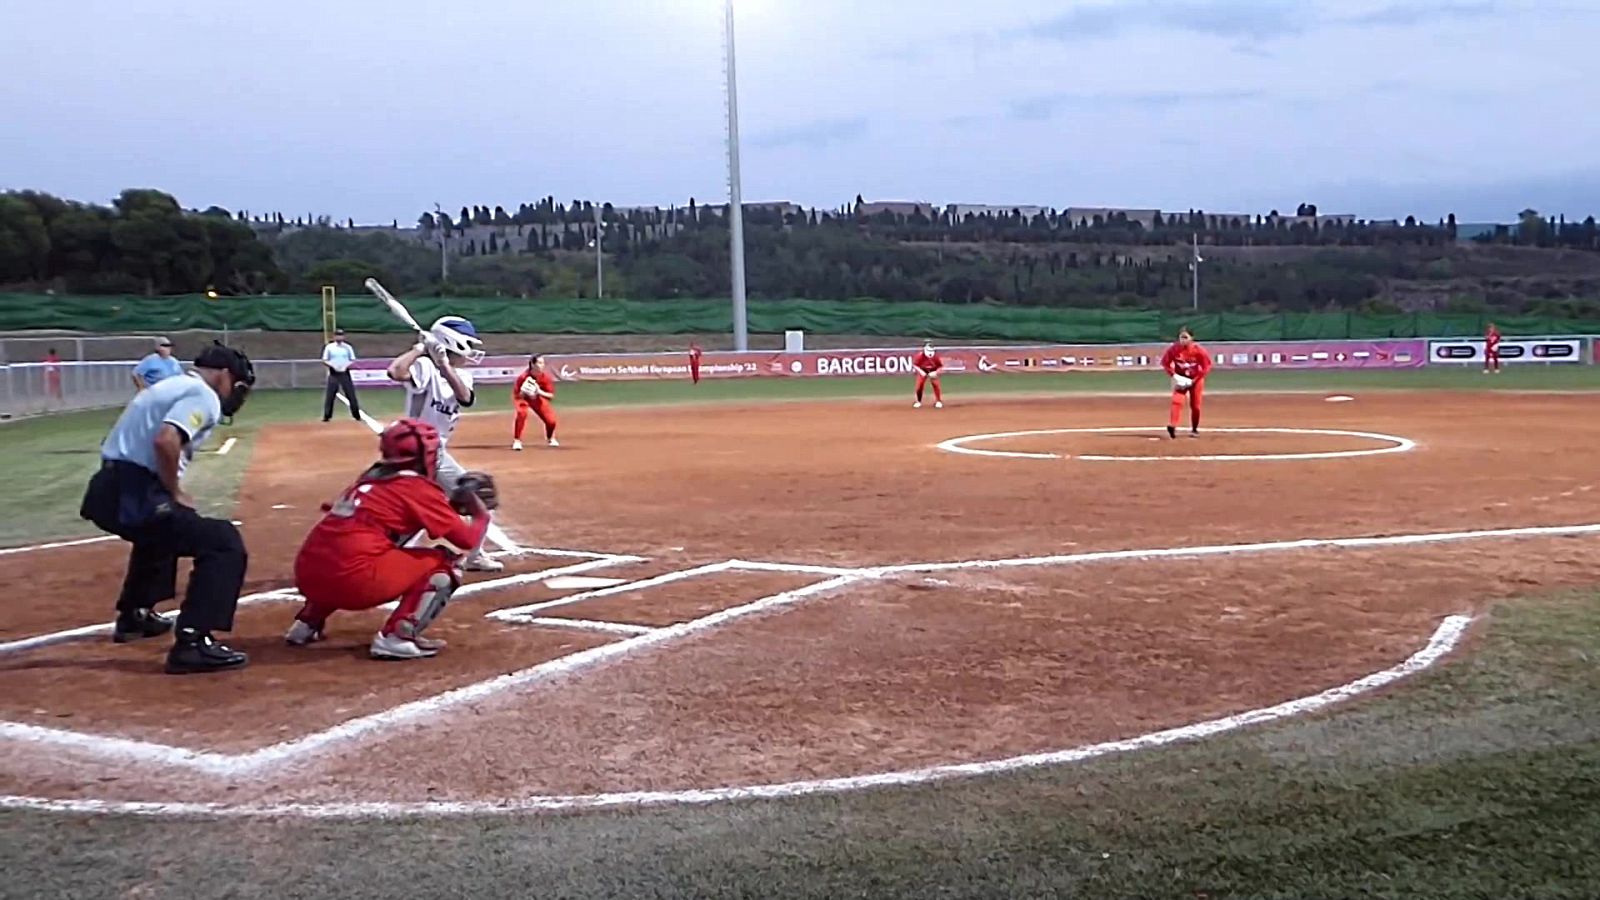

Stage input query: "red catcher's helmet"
[{"left": 378, "top": 418, "right": 440, "bottom": 476}]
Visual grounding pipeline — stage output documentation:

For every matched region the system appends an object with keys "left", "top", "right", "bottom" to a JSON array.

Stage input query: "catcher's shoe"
[
  {"left": 411, "top": 633, "right": 448, "bottom": 653},
  {"left": 370, "top": 631, "right": 438, "bottom": 660},
  {"left": 113, "top": 607, "right": 174, "bottom": 644},
  {"left": 284, "top": 619, "right": 325, "bottom": 646},
  {"left": 511, "top": 440, "right": 523, "bottom": 451},
  {"left": 464, "top": 555, "right": 504, "bottom": 573},
  {"left": 165, "top": 629, "right": 248, "bottom": 674}
]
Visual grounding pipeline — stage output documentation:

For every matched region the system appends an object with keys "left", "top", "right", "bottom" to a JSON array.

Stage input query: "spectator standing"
[
  {"left": 321, "top": 328, "right": 363, "bottom": 421},
  {"left": 44, "top": 347, "right": 63, "bottom": 403},
  {"left": 132, "top": 337, "right": 183, "bottom": 392}
]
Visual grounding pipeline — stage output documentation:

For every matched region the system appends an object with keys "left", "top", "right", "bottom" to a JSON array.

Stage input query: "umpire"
[
  {"left": 321, "top": 328, "right": 362, "bottom": 422},
  {"left": 79, "top": 341, "right": 257, "bottom": 674}
]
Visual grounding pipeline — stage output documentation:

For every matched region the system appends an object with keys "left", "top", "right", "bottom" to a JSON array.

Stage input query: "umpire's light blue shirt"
[
  {"left": 133, "top": 352, "right": 184, "bottom": 388},
  {"left": 101, "top": 372, "right": 223, "bottom": 476}
]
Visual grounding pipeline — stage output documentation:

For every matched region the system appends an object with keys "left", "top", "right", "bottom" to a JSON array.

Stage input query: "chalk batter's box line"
[{"left": 1, "top": 523, "right": 1598, "bottom": 780}]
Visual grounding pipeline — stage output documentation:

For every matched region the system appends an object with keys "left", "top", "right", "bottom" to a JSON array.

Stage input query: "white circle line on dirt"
[
  {"left": 938, "top": 427, "right": 1417, "bottom": 462},
  {"left": 0, "top": 614, "right": 1469, "bottom": 820}
]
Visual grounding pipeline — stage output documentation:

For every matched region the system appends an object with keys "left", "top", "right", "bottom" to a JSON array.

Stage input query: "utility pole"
[
  {"left": 724, "top": 0, "right": 749, "bottom": 350},
  {"left": 1189, "top": 233, "right": 1204, "bottom": 310},
  {"left": 435, "top": 202, "right": 449, "bottom": 287}
]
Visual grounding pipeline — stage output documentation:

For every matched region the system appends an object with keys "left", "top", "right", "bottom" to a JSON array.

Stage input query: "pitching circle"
[{"left": 936, "top": 426, "right": 1418, "bottom": 462}]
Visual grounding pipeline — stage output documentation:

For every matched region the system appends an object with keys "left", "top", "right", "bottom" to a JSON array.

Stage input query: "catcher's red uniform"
[
  {"left": 913, "top": 350, "right": 943, "bottom": 404},
  {"left": 292, "top": 468, "right": 488, "bottom": 635},
  {"left": 1161, "top": 341, "right": 1213, "bottom": 431},
  {"left": 513, "top": 369, "right": 558, "bottom": 442}
]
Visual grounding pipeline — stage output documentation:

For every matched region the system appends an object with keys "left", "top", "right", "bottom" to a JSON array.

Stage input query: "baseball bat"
[{"left": 363, "top": 277, "right": 426, "bottom": 336}]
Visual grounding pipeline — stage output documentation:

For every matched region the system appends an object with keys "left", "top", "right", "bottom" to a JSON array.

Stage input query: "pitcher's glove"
[{"left": 450, "top": 471, "right": 499, "bottom": 514}]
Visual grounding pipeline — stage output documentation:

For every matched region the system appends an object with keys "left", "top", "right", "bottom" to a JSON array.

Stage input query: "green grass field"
[{"left": 3, "top": 366, "right": 1599, "bottom": 898}]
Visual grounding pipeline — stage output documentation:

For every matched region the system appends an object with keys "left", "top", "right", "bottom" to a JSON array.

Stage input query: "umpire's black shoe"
[
  {"left": 1167, "top": 426, "right": 1177, "bottom": 439},
  {"left": 113, "top": 608, "right": 174, "bottom": 644},
  {"left": 165, "top": 629, "right": 249, "bottom": 675}
]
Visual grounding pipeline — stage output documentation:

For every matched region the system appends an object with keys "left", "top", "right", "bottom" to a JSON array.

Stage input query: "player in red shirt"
[
  {"left": 912, "top": 341, "right": 944, "bottom": 409},
  {"left": 287, "top": 418, "right": 490, "bottom": 660},
  {"left": 512, "top": 354, "right": 559, "bottom": 449},
  {"left": 1161, "top": 328, "right": 1213, "bottom": 438},
  {"left": 1484, "top": 322, "right": 1502, "bottom": 374}
]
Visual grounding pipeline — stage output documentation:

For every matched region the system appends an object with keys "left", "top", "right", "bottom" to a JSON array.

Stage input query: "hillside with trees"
[{"left": 4, "top": 188, "right": 1599, "bottom": 317}]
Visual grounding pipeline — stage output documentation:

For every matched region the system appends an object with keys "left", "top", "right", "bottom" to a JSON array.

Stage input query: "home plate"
[
  {"left": 1326, "top": 395, "right": 1355, "bottom": 402},
  {"left": 544, "top": 575, "right": 628, "bottom": 590}
]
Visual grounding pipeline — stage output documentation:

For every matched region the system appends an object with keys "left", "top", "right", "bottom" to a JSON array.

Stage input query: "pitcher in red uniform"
[
  {"left": 287, "top": 419, "right": 490, "bottom": 660},
  {"left": 1484, "top": 322, "right": 1502, "bottom": 374},
  {"left": 512, "top": 354, "right": 558, "bottom": 449},
  {"left": 913, "top": 341, "right": 944, "bottom": 409},
  {"left": 1161, "top": 328, "right": 1213, "bottom": 438}
]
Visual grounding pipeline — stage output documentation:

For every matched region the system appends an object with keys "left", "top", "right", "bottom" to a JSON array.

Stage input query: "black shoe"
[
  {"left": 1167, "top": 426, "right": 1177, "bottom": 439},
  {"left": 165, "top": 629, "right": 249, "bottom": 675},
  {"left": 113, "top": 608, "right": 174, "bottom": 644},
  {"left": 321, "top": 417, "right": 332, "bottom": 422},
  {"left": 1190, "top": 429, "right": 1200, "bottom": 438}
]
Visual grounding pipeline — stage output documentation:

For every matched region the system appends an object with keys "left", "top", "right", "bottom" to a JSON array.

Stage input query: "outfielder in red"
[
  {"left": 1161, "top": 328, "right": 1213, "bottom": 438},
  {"left": 689, "top": 343, "right": 703, "bottom": 385},
  {"left": 1485, "top": 322, "right": 1502, "bottom": 374},
  {"left": 287, "top": 419, "right": 490, "bottom": 660},
  {"left": 512, "top": 354, "right": 558, "bottom": 449},
  {"left": 913, "top": 341, "right": 944, "bottom": 408}
]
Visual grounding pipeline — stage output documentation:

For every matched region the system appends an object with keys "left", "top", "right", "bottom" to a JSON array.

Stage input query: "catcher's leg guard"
[{"left": 382, "top": 566, "right": 459, "bottom": 639}]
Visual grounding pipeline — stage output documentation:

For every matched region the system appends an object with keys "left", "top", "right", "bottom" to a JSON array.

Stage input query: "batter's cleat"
[
  {"left": 548, "top": 437, "right": 560, "bottom": 447},
  {"left": 113, "top": 607, "right": 174, "bottom": 644},
  {"left": 511, "top": 439, "right": 523, "bottom": 451},
  {"left": 913, "top": 401, "right": 922, "bottom": 409},
  {"left": 165, "top": 629, "right": 248, "bottom": 674},
  {"left": 284, "top": 619, "right": 325, "bottom": 646},
  {"left": 1167, "top": 426, "right": 1177, "bottom": 439},
  {"left": 464, "top": 555, "right": 505, "bottom": 573},
  {"left": 370, "top": 631, "right": 438, "bottom": 660}
]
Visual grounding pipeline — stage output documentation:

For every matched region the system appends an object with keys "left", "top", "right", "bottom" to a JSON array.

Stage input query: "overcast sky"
[{"left": 4, "top": 0, "right": 1597, "bottom": 223}]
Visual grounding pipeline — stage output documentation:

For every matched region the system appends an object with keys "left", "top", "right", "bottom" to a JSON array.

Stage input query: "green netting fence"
[{"left": 1, "top": 294, "right": 1594, "bottom": 344}]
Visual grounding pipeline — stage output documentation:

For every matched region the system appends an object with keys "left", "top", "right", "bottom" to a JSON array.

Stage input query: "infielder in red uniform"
[
  {"left": 287, "top": 419, "right": 490, "bottom": 660},
  {"left": 1161, "top": 328, "right": 1213, "bottom": 438},
  {"left": 512, "top": 354, "right": 558, "bottom": 450},
  {"left": 913, "top": 341, "right": 944, "bottom": 408},
  {"left": 1485, "top": 322, "right": 1502, "bottom": 374}
]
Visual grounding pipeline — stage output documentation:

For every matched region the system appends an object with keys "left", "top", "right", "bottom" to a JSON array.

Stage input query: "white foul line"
[
  {"left": 215, "top": 437, "right": 238, "bottom": 456},
  {"left": 937, "top": 426, "right": 1418, "bottom": 463},
  {"left": 0, "top": 613, "right": 1470, "bottom": 819},
  {"left": 488, "top": 561, "right": 739, "bottom": 621},
  {"left": 0, "top": 534, "right": 119, "bottom": 557}
]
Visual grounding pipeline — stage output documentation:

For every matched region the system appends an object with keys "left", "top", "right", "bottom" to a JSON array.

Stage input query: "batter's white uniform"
[{"left": 404, "top": 355, "right": 474, "bottom": 491}]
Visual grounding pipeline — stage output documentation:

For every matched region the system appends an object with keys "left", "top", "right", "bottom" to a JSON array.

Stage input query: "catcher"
[
  {"left": 287, "top": 418, "right": 499, "bottom": 660},
  {"left": 1161, "top": 327, "right": 1213, "bottom": 439}
]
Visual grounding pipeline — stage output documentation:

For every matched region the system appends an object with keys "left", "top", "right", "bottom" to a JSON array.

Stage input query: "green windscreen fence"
[{"left": 1, "top": 294, "right": 1594, "bottom": 343}]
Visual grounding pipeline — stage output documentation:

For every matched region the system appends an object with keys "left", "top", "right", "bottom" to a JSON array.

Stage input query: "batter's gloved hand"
[{"left": 450, "top": 471, "right": 499, "bottom": 514}]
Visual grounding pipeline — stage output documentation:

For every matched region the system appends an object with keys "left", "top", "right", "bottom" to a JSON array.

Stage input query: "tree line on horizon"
[{"left": 2, "top": 188, "right": 1597, "bottom": 316}]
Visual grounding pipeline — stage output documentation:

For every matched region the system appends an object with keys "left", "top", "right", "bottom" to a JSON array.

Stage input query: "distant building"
[
  {"left": 947, "top": 203, "right": 1049, "bottom": 220},
  {"left": 1065, "top": 207, "right": 1161, "bottom": 230},
  {"left": 857, "top": 200, "right": 938, "bottom": 218}
]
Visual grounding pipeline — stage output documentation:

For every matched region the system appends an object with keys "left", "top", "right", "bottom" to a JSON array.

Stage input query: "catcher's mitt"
[{"left": 449, "top": 471, "right": 499, "bottom": 514}]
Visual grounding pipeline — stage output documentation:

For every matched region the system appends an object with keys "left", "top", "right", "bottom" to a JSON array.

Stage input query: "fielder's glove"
[
  {"left": 519, "top": 379, "right": 539, "bottom": 400},
  {"left": 449, "top": 471, "right": 499, "bottom": 514},
  {"left": 1171, "top": 373, "right": 1194, "bottom": 392}
]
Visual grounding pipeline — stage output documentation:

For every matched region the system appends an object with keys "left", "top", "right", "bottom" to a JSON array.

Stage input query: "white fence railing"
[{"left": 0, "top": 359, "right": 334, "bottom": 419}]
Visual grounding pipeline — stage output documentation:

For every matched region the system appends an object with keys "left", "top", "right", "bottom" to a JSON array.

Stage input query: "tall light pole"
[
  {"left": 724, "top": 0, "right": 749, "bottom": 351},
  {"left": 1189, "top": 233, "right": 1204, "bottom": 311},
  {"left": 434, "top": 202, "right": 449, "bottom": 286}
]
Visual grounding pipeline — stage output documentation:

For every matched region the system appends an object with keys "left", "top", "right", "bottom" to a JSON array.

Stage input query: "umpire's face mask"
[{"left": 221, "top": 375, "right": 252, "bottom": 416}]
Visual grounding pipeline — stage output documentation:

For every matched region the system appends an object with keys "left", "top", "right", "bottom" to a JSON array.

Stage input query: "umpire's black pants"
[
  {"left": 80, "top": 461, "right": 247, "bottom": 633},
  {"left": 323, "top": 369, "right": 361, "bottom": 420}
]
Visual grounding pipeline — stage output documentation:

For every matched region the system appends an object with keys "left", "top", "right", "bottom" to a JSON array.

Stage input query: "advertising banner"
[
  {"left": 345, "top": 337, "right": 1437, "bottom": 387},
  {"left": 1428, "top": 338, "right": 1588, "bottom": 365}
]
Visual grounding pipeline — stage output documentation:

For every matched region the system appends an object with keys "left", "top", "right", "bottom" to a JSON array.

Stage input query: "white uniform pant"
[{"left": 436, "top": 446, "right": 491, "bottom": 561}]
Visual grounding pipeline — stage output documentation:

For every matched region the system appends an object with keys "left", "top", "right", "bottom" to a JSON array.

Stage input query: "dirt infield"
[{"left": 4, "top": 391, "right": 1600, "bottom": 813}]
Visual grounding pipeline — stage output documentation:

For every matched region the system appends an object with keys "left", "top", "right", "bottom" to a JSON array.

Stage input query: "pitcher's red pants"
[{"left": 514, "top": 400, "right": 557, "bottom": 441}]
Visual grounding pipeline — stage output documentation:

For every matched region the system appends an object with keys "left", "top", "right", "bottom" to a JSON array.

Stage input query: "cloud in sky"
[{"left": 749, "top": 117, "right": 869, "bottom": 150}]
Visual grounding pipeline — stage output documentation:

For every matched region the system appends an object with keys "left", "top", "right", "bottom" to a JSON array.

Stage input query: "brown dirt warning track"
[{"left": 3, "top": 390, "right": 1600, "bottom": 812}]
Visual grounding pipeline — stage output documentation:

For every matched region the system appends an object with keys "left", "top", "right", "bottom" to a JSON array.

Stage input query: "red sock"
[
  {"left": 1169, "top": 395, "right": 1183, "bottom": 428},
  {"left": 932, "top": 380, "right": 943, "bottom": 402},
  {"left": 514, "top": 407, "right": 529, "bottom": 440}
]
